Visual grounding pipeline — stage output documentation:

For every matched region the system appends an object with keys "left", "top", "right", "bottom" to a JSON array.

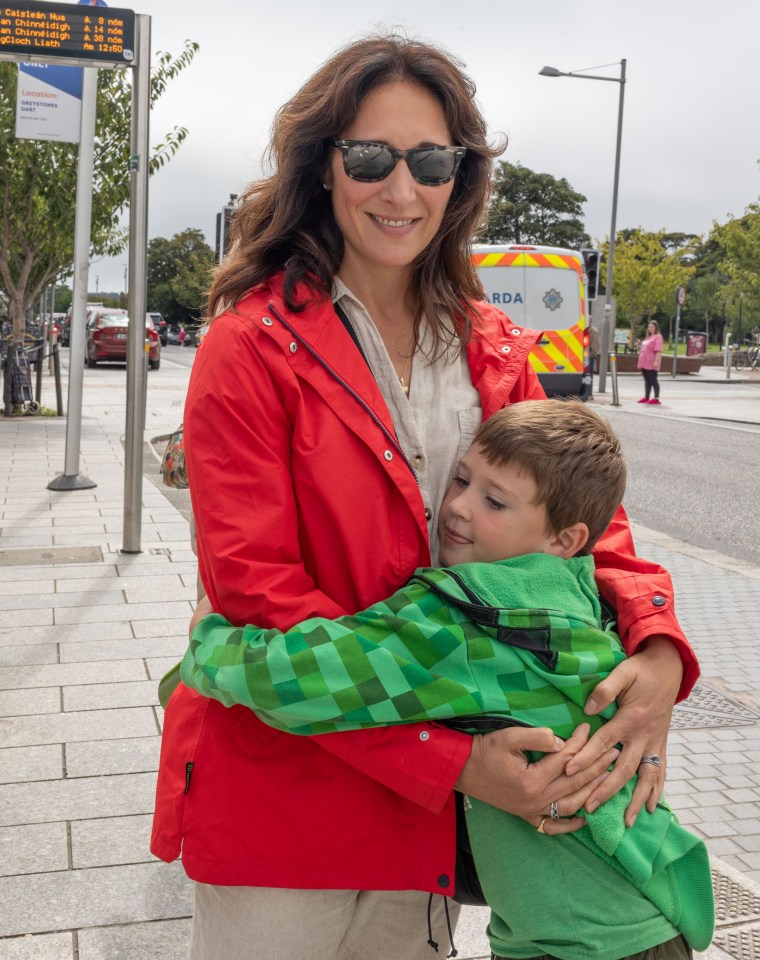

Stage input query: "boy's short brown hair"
[{"left": 474, "top": 399, "right": 627, "bottom": 553}]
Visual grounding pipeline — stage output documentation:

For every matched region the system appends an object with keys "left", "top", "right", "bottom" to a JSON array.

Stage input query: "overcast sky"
[{"left": 89, "top": 0, "right": 760, "bottom": 292}]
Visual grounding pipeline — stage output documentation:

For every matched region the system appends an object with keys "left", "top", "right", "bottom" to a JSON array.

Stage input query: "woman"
[
  {"left": 638, "top": 320, "right": 664, "bottom": 404},
  {"left": 151, "top": 35, "right": 699, "bottom": 960}
]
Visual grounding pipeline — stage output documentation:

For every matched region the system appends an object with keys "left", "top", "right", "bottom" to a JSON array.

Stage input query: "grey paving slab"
[
  {"left": 145, "top": 657, "right": 181, "bottom": 680},
  {"left": 77, "top": 918, "right": 192, "bottom": 960},
  {"left": 0, "top": 591, "right": 128, "bottom": 612},
  {"left": 0, "top": 771, "right": 157, "bottom": 827},
  {"left": 59, "top": 636, "right": 186, "bottom": 663},
  {"left": 0, "top": 861, "right": 193, "bottom": 937},
  {"left": 0, "top": 660, "right": 147, "bottom": 691},
  {"left": 0, "top": 744, "right": 62, "bottom": 784},
  {"left": 63, "top": 680, "right": 158, "bottom": 711},
  {"left": 71, "top": 814, "right": 153, "bottom": 868},
  {"left": 0, "top": 536, "right": 55, "bottom": 548},
  {"left": 65, "top": 736, "right": 159, "bottom": 778},
  {"left": 54, "top": 600, "right": 192, "bottom": 625},
  {"left": 0, "top": 621, "right": 134, "bottom": 647},
  {"left": 54, "top": 574, "right": 180, "bottom": 594},
  {"left": 0, "top": 608, "right": 53, "bottom": 628},
  {"left": 0, "top": 706, "right": 158, "bottom": 749},
  {"left": 133, "top": 619, "right": 190, "bottom": 639},
  {"left": 0, "top": 579, "right": 56, "bottom": 596},
  {"left": 0, "top": 564, "right": 117, "bottom": 583},
  {"left": 0, "top": 822, "right": 68, "bottom": 876},
  {"left": 51, "top": 517, "right": 111, "bottom": 529},
  {"left": 123, "top": 582, "right": 196, "bottom": 603},
  {"left": 0, "top": 645, "right": 57, "bottom": 666},
  {"left": 0, "top": 931, "right": 74, "bottom": 959},
  {"left": 0, "top": 687, "right": 60, "bottom": 717},
  {"left": 0, "top": 520, "right": 54, "bottom": 531}
]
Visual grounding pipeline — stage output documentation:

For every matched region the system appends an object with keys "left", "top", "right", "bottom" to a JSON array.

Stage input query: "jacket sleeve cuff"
[{"left": 314, "top": 722, "right": 473, "bottom": 813}]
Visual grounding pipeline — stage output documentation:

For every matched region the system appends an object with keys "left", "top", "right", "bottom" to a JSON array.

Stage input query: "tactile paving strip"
[
  {"left": 714, "top": 870, "right": 760, "bottom": 926},
  {"left": 709, "top": 865, "right": 760, "bottom": 960},
  {"left": 673, "top": 681, "right": 760, "bottom": 729},
  {"left": 713, "top": 923, "right": 760, "bottom": 960}
]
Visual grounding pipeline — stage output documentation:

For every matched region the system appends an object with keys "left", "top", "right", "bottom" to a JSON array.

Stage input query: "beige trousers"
[{"left": 189, "top": 884, "right": 460, "bottom": 960}]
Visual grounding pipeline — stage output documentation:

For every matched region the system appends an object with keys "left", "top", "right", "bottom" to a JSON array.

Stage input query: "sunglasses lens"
[
  {"left": 338, "top": 141, "right": 464, "bottom": 185},
  {"left": 408, "top": 149, "right": 458, "bottom": 185},
  {"left": 345, "top": 143, "right": 395, "bottom": 181}
]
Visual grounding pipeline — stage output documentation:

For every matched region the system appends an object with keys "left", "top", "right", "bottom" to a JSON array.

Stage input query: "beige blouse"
[{"left": 333, "top": 278, "right": 482, "bottom": 563}]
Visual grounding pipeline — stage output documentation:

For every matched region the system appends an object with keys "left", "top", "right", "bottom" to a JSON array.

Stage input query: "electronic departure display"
[{"left": 0, "top": 1, "right": 135, "bottom": 65}]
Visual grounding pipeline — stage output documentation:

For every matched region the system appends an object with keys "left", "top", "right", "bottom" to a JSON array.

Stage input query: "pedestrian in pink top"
[{"left": 637, "top": 320, "right": 664, "bottom": 404}]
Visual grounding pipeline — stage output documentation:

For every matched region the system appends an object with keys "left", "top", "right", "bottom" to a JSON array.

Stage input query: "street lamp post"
[{"left": 539, "top": 60, "right": 627, "bottom": 393}]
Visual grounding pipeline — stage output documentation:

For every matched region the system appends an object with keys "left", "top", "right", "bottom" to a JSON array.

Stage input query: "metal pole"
[
  {"left": 122, "top": 14, "right": 151, "bottom": 553},
  {"left": 598, "top": 59, "right": 626, "bottom": 394},
  {"left": 48, "top": 68, "right": 98, "bottom": 491}
]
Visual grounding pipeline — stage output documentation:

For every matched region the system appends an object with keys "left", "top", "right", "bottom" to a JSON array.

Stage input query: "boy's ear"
[{"left": 548, "top": 522, "right": 589, "bottom": 559}]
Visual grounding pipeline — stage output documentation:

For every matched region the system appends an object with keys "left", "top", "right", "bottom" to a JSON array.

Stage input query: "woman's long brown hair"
[{"left": 208, "top": 34, "right": 504, "bottom": 350}]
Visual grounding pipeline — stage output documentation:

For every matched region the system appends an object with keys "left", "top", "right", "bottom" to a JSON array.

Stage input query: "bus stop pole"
[{"left": 122, "top": 14, "right": 151, "bottom": 554}]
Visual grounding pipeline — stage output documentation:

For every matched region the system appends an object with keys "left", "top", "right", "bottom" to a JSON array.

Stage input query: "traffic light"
[
  {"left": 215, "top": 194, "right": 238, "bottom": 264},
  {"left": 581, "top": 249, "right": 600, "bottom": 300}
]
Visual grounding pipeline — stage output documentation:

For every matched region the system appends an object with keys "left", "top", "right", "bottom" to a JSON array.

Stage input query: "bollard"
[
  {"left": 34, "top": 339, "right": 43, "bottom": 403},
  {"left": 724, "top": 331, "right": 732, "bottom": 380},
  {"left": 610, "top": 353, "right": 621, "bottom": 406},
  {"left": 53, "top": 344, "right": 64, "bottom": 416}
]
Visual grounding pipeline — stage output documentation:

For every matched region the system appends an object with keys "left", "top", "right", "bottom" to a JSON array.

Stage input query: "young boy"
[{"left": 180, "top": 399, "right": 714, "bottom": 960}]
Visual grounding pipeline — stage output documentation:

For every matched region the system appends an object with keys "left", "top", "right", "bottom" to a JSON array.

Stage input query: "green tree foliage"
[
  {"left": 712, "top": 204, "right": 760, "bottom": 341},
  {"left": 477, "top": 162, "right": 590, "bottom": 249},
  {"left": 0, "top": 42, "right": 199, "bottom": 340},
  {"left": 606, "top": 229, "right": 694, "bottom": 345},
  {"left": 147, "top": 229, "right": 214, "bottom": 328}
]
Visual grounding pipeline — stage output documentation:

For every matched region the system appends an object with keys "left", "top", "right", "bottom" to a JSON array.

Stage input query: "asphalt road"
[{"left": 603, "top": 406, "right": 760, "bottom": 566}]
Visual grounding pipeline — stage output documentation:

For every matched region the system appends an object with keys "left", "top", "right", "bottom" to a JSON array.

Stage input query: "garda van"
[{"left": 472, "top": 244, "right": 597, "bottom": 398}]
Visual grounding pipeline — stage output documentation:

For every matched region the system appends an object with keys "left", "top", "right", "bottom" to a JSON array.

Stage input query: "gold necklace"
[{"left": 398, "top": 348, "right": 413, "bottom": 397}]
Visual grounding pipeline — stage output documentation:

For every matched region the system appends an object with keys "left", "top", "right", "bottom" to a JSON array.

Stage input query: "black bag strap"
[{"left": 334, "top": 302, "right": 372, "bottom": 373}]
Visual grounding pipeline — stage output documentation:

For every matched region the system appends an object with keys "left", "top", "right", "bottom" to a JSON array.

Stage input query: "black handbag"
[
  {"left": 444, "top": 714, "right": 536, "bottom": 907},
  {"left": 453, "top": 790, "right": 487, "bottom": 905}
]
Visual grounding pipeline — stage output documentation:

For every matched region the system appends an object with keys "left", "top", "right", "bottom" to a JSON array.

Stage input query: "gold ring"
[{"left": 537, "top": 817, "right": 548, "bottom": 834}]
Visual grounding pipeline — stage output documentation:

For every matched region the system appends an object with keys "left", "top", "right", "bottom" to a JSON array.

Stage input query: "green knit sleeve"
[{"left": 179, "top": 579, "right": 486, "bottom": 734}]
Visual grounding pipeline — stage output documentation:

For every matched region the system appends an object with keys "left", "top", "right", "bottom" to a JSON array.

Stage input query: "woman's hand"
[
  {"left": 565, "top": 635, "right": 682, "bottom": 826},
  {"left": 455, "top": 723, "right": 621, "bottom": 836},
  {"left": 190, "top": 594, "right": 214, "bottom": 637}
]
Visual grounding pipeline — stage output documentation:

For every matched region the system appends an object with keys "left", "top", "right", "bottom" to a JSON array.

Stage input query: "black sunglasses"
[{"left": 333, "top": 139, "right": 466, "bottom": 185}]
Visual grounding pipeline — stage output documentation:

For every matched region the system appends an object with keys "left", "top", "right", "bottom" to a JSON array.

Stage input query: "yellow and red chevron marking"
[
  {"left": 530, "top": 324, "right": 584, "bottom": 374},
  {"left": 472, "top": 251, "right": 583, "bottom": 276}
]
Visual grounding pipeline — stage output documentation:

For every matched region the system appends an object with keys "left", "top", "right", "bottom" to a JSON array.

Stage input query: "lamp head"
[{"left": 539, "top": 66, "right": 562, "bottom": 77}]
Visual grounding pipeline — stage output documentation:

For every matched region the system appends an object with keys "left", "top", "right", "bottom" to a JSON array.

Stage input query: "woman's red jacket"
[{"left": 150, "top": 275, "right": 698, "bottom": 892}]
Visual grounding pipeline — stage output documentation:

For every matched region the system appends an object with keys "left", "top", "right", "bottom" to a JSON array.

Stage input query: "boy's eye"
[
  {"left": 454, "top": 475, "right": 469, "bottom": 489},
  {"left": 486, "top": 496, "right": 506, "bottom": 510}
]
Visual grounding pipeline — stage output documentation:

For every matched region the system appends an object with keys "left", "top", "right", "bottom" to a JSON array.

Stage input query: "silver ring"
[
  {"left": 549, "top": 800, "right": 560, "bottom": 820},
  {"left": 639, "top": 754, "right": 661, "bottom": 768}
]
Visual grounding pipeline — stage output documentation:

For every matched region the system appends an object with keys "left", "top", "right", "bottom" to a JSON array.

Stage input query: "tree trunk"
[{"left": 10, "top": 294, "right": 26, "bottom": 344}]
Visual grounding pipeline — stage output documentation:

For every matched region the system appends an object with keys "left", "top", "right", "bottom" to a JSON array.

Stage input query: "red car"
[{"left": 85, "top": 309, "right": 161, "bottom": 369}]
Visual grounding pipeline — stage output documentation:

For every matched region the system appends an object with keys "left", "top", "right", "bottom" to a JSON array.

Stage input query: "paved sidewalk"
[{"left": 0, "top": 353, "right": 759, "bottom": 959}]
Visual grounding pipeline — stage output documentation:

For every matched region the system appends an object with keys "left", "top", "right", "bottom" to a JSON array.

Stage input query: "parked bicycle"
[{"left": 733, "top": 339, "right": 760, "bottom": 372}]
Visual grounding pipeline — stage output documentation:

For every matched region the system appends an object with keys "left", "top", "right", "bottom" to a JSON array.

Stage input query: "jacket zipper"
[{"left": 267, "top": 304, "right": 418, "bottom": 483}]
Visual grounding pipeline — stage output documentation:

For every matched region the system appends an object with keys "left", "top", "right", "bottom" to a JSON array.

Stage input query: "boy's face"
[{"left": 438, "top": 444, "right": 556, "bottom": 566}]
